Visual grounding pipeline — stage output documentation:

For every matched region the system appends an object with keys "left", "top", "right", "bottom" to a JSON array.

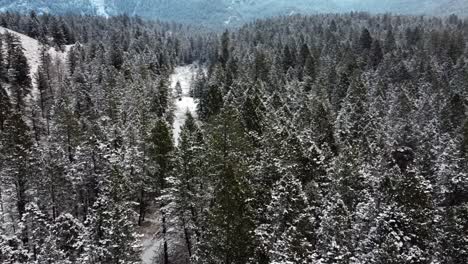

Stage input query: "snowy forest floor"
[
  {"left": 140, "top": 64, "right": 199, "bottom": 264},
  {"left": 170, "top": 64, "right": 199, "bottom": 144}
]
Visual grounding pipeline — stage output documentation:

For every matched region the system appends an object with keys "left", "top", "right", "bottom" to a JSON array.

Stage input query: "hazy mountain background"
[{"left": 0, "top": 0, "right": 466, "bottom": 26}]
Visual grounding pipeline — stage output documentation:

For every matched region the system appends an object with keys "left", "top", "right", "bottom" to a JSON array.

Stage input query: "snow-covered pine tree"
[
  {"left": 255, "top": 172, "right": 315, "bottom": 263},
  {"left": 194, "top": 107, "right": 255, "bottom": 263}
]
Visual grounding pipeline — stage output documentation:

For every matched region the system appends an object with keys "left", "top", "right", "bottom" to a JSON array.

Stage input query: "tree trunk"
[
  {"left": 190, "top": 205, "right": 200, "bottom": 242},
  {"left": 50, "top": 181, "right": 57, "bottom": 220},
  {"left": 162, "top": 211, "right": 169, "bottom": 264},
  {"left": 138, "top": 188, "right": 146, "bottom": 226},
  {"left": 16, "top": 174, "right": 26, "bottom": 219},
  {"left": 66, "top": 127, "right": 73, "bottom": 162},
  {"left": 31, "top": 110, "right": 40, "bottom": 142},
  {"left": 183, "top": 221, "right": 192, "bottom": 257},
  {"left": 0, "top": 185, "right": 4, "bottom": 225}
]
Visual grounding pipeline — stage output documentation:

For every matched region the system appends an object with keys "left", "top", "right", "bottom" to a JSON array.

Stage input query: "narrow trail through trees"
[{"left": 140, "top": 64, "right": 199, "bottom": 264}]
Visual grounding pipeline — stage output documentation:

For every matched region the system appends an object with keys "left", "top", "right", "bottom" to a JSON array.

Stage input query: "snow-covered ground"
[
  {"left": 170, "top": 64, "right": 199, "bottom": 144},
  {"left": 140, "top": 207, "right": 163, "bottom": 264}
]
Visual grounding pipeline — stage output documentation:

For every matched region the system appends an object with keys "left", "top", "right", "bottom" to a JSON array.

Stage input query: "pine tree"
[
  {"left": 175, "top": 80, "right": 183, "bottom": 100},
  {"left": 192, "top": 66, "right": 207, "bottom": 99},
  {"left": 197, "top": 70, "right": 224, "bottom": 120},
  {"left": 447, "top": 32, "right": 465, "bottom": 63},
  {"left": 304, "top": 54, "right": 317, "bottom": 82},
  {"left": 152, "top": 78, "right": 170, "bottom": 118},
  {"left": 22, "top": 203, "right": 61, "bottom": 262},
  {"left": 282, "top": 45, "right": 294, "bottom": 72},
  {"left": 170, "top": 112, "right": 205, "bottom": 258},
  {"left": 0, "top": 83, "right": 10, "bottom": 131},
  {"left": 194, "top": 108, "right": 255, "bottom": 264},
  {"left": 67, "top": 44, "right": 82, "bottom": 75},
  {"left": 5, "top": 33, "right": 31, "bottom": 108},
  {"left": 433, "top": 135, "right": 468, "bottom": 263},
  {"left": 332, "top": 52, "right": 357, "bottom": 112},
  {"left": 109, "top": 39, "right": 124, "bottom": 70},
  {"left": 255, "top": 172, "right": 315, "bottom": 263},
  {"left": 51, "top": 18, "right": 66, "bottom": 49},
  {"left": 359, "top": 28, "right": 373, "bottom": 51},
  {"left": 0, "top": 37, "right": 5, "bottom": 81},
  {"left": 26, "top": 11, "right": 41, "bottom": 40},
  {"left": 147, "top": 119, "right": 174, "bottom": 264},
  {"left": 369, "top": 39, "right": 383, "bottom": 69},
  {"left": 437, "top": 204, "right": 468, "bottom": 264},
  {"left": 51, "top": 213, "right": 85, "bottom": 262},
  {"left": 241, "top": 85, "right": 265, "bottom": 137},
  {"left": 330, "top": 20, "right": 338, "bottom": 32},
  {"left": 315, "top": 191, "right": 352, "bottom": 263},
  {"left": 220, "top": 30, "right": 230, "bottom": 69},
  {"left": 253, "top": 50, "right": 269, "bottom": 82},
  {"left": 336, "top": 74, "right": 370, "bottom": 150},
  {"left": 36, "top": 47, "right": 54, "bottom": 134},
  {"left": 225, "top": 56, "right": 238, "bottom": 87},
  {"left": 441, "top": 93, "right": 466, "bottom": 134},
  {"left": 384, "top": 29, "right": 396, "bottom": 53},
  {"left": 148, "top": 119, "right": 173, "bottom": 191},
  {"left": 83, "top": 150, "right": 140, "bottom": 264},
  {"left": 0, "top": 234, "right": 28, "bottom": 263},
  {"left": 2, "top": 110, "right": 34, "bottom": 222},
  {"left": 463, "top": 120, "right": 468, "bottom": 160}
]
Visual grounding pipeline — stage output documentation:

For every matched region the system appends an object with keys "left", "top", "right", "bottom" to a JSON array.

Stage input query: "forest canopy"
[{"left": 0, "top": 11, "right": 467, "bottom": 264}]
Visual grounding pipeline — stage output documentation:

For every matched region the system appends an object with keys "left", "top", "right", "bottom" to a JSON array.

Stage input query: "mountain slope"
[
  {"left": 0, "top": 0, "right": 97, "bottom": 15},
  {"left": 0, "top": 0, "right": 466, "bottom": 27},
  {"left": 339, "top": 0, "right": 468, "bottom": 16}
]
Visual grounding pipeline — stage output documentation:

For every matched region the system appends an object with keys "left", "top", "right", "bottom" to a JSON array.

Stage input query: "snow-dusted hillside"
[
  {"left": 0, "top": 26, "right": 70, "bottom": 96},
  {"left": 0, "top": 0, "right": 97, "bottom": 15},
  {"left": 0, "top": 27, "right": 71, "bottom": 231}
]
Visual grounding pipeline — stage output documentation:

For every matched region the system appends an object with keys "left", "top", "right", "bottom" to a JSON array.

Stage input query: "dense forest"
[{"left": 0, "top": 11, "right": 467, "bottom": 264}]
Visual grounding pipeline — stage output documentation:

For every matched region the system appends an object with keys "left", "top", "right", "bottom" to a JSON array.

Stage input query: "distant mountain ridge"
[{"left": 0, "top": 0, "right": 466, "bottom": 26}]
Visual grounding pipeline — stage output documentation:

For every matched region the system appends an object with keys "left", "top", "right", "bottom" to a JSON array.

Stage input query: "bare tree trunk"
[
  {"left": 182, "top": 217, "right": 192, "bottom": 257},
  {"left": 16, "top": 174, "right": 26, "bottom": 219},
  {"left": 138, "top": 188, "right": 146, "bottom": 226},
  {"left": 67, "top": 127, "right": 73, "bottom": 162},
  {"left": 31, "top": 110, "right": 40, "bottom": 142},
  {"left": 0, "top": 184, "right": 4, "bottom": 225},
  {"left": 39, "top": 88, "right": 45, "bottom": 119},
  {"left": 162, "top": 211, "right": 169, "bottom": 264},
  {"left": 16, "top": 172, "right": 28, "bottom": 245},
  {"left": 50, "top": 181, "right": 57, "bottom": 220}
]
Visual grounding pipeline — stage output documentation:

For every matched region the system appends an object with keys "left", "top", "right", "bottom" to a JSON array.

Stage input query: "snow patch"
[{"left": 170, "top": 64, "right": 199, "bottom": 145}]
